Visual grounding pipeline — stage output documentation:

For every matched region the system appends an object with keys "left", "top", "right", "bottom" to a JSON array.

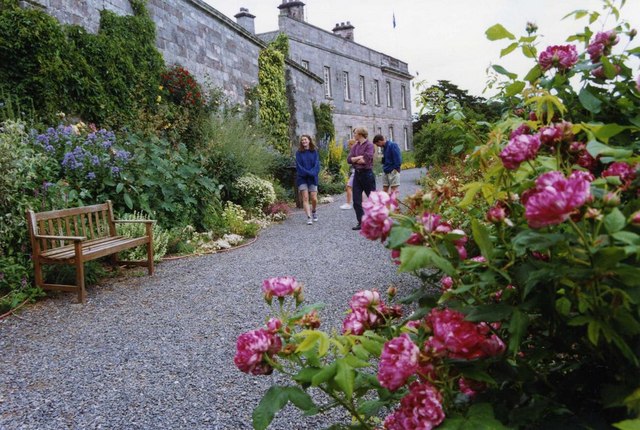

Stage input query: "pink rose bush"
[
  {"left": 538, "top": 44, "right": 578, "bottom": 72},
  {"left": 239, "top": 4, "right": 640, "bottom": 429}
]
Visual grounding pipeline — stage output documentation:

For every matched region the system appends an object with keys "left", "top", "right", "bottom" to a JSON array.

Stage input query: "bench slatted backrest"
[{"left": 28, "top": 202, "right": 116, "bottom": 251}]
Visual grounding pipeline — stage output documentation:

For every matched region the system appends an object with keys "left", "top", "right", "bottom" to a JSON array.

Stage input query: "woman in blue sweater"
[{"left": 295, "top": 135, "right": 320, "bottom": 225}]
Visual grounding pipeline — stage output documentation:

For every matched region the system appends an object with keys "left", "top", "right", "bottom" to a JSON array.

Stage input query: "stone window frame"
[
  {"left": 401, "top": 85, "right": 407, "bottom": 110},
  {"left": 323, "top": 66, "right": 332, "bottom": 98},
  {"left": 388, "top": 125, "right": 394, "bottom": 142},
  {"left": 301, "top": 60, "right": 309, "bottom": 70},
  {"left": 403, "top": 126, "right": 409, "bottom": 150},
  {"left": 386, "top": 80, "right": 393, "bottom": 108},
  {"left": 343, "top": 71, "right": 351, "bottom": 101},
  {"left": 359, "top": 75, "right": 366, "bottom": 104},
  {"left": 373, "top": 79, "right": 380, "bottom": 106}
]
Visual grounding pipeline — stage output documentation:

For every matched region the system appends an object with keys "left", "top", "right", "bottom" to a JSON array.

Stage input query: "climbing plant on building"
[{"left": 257, "top": 37, "right": 291, "bottom": 155}]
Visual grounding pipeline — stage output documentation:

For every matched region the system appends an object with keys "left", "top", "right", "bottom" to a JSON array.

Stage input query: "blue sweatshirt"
[
  {"left": 295, "top": 149, "right": 320, "bottom": 186},
  {"left": 381, "top": 140, "right": 402, "bottom": 174}
]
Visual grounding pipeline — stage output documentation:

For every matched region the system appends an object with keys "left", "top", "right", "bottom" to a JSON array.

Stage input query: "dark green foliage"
[
  {"left": 0, "top": 1, "right": 164, "bottom": 128},
  {"left": 313, "top": 103, "right": 335, "bottom": 144},
  {"left": 258, "top": 42, "right": 290, "bottom": 154}
]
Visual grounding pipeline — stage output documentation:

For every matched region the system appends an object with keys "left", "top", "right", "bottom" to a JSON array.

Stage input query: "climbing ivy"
[
  {"left": 0, "top": 0, "right": 164, "bottom": 127},
  {"left": 257, "top": 35, "right": 291, "bottom": 155},
  {"left": 312, "top": 102, "right": 335, "bottom": 144}
]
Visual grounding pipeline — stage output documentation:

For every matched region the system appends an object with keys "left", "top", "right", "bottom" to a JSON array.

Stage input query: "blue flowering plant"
[{"left": 31, "top": 122, "right": 132, "bottom": 206}]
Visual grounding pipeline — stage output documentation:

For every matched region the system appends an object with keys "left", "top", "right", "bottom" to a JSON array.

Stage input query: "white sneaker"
[
  {"left": 307, "top": 217, "right": 313, "bottom": 225},
  {"left": 340, "top": 203, "right": 352, "bottom": 210}
]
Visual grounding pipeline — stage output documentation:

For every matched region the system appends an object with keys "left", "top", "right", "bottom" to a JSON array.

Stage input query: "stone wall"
[{"left": 275, "top": 15, "right": 413, "bottom": 149}]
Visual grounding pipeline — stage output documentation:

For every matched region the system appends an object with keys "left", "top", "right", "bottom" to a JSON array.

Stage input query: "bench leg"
[
  {"left": 33, "top": 258, "right": 44, "bottom": 290},
  {"left": 147, "top": 242, "right": 154, "bottom": 276},
  {"left": 74, "top": 242, "right": 86, "bottom": 304}
]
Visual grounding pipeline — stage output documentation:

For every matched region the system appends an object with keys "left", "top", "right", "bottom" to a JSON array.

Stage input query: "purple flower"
[
  {"left": 86, "top": 172, "right": 96, "bottom": 180},
  {"left": 522, "top": 171, "right": 593, "bottom": 228},
  {"left": 538, "top": 45, "right": 579, "bottom": 72},
  {"left": 499, "top": 134, "right": 541, "bottom": 170},
  {"left": 588, "top": 30, "right": 619, "bottom": 62}
]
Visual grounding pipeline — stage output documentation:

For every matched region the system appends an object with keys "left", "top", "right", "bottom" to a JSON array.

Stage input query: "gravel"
[{"left": 0, "top": 169, "right": 427, "bottom": 430}]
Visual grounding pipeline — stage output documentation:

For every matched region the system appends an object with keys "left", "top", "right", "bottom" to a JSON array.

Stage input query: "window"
[
  {"left": 301, "top": 60, "right": 309, "bottom": 70},
  {"left": 388, "top": 126, "right": 394, "bottom": 142},
  {"left": 403, "top": 127, "right": 409, "bottom": 150},
  {"left": 343, "top": 71, "right": 351, "bottom": 101},
  {"left": 377, "top": 127, "right": 382, "bottom": 135},
  {"left": 323, "top": 66, "right": 332, "bottom": 98},
  {"left": 359, "top": 76, "right": 366, "bottom": 103},
  {"left": 373, "top": 80, "right": 380, "bottom": 105},
  {"left": 401, "top": 85, "right": 407, "bottom": 110},
  {"left": 386, "top": 81, "right": 392, "bottom": 107}
]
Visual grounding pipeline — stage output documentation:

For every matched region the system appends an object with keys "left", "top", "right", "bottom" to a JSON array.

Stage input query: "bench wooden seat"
[{"left": 26, "top": 201, "right": 155, "bottom": 303}]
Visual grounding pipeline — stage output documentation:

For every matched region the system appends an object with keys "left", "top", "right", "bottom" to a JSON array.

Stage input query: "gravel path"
[{"left": 0, "top": 168, "right": 427, "bottom": 430}]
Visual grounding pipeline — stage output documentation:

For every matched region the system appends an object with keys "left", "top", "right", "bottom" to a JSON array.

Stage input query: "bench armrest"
[
  {"left": 113, "top": 220, "right": 156, "bottom": 224},
  {"left": 34, "top": 234, "right": 86, "bottom": 242}
]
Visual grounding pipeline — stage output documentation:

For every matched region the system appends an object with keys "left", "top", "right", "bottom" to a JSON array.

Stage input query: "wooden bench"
[{"left": 26, "top": 201, "right": 155, "bottom": 303}]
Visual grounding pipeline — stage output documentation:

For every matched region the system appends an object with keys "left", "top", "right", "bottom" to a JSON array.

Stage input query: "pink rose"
[
  {"left": 424, "top": 308, "right": 505, "bottom": 360},
  {"left": 234, "top": 329, "right": 282, "bottom": 375},
  {"left": 486, "top": 204, "right": 507, "bottom": 223},
  {"left": 361, "top": 191, "right": 397, "bottom": 241},
  {"left": 523, "top": 170, "right": 593, "bottom": 228},
  {"left": 588, "top": 30, "right": 619, "bottom": 62},
  {"left": 378, "top": 334, "right": 420, "bottom": 390},
  {"left": 266, "top": 318, "right": 282, "bottom": 333},
  {"left": 420, "top": 212, "right": 442, "bottom": 233},
  {"left": 383, "top": 382, "right": 445, "bottom": 430},
  {"left": 499, "top": 134, "right": 541, "bottom": 170},
  {"left": 602, "top": 162, "right": 637, "bottom": 184},
  {"left": 349, "top": 290, "right": 381, "bottom": 310},
  {"left": 440, "top": 276, "right": 454, "bottom": 292},
  {"left": 261, "top": 276, "right": 298, "bottom": 299},
  {"left": 538, "top": 45, "right": 579, "bottom": 71},
  {"left": 342, "top": 311, "right": 366, "bottom": 335}
]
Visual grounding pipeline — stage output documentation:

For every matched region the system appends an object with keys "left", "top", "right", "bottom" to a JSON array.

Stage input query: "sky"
[{"left": 210, "top": 0, "right": 640, "bottom": 109}]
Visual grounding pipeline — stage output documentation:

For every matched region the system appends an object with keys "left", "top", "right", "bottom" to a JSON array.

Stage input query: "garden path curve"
[{"left": 0, "top": 168, "right": 427, "bottom": 430}]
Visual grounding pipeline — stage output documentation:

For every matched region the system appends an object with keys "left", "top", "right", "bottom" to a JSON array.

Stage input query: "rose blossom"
[
  {"left": 588, "top": 30, "right": 619, "bottom": 62},
  {"left": 499, "top": 134, "right": 541, "bottom": 170},
  {"left": 383, "top": 382, "right": 445, "bottom": 430},
  {"left": 342, "top": 290, "right": 393, "bottom": 334},
  {"left": 486, "top": 204, "right": 507, "bottom": 223},
  {"left": 420, "top": 212, "right": 442, "bottom": 233},
  {"left": 361, "top": 191, "right": 396, "bottom": 241},
  {"left": 523, "top": 171, "right": 593, "bottom": 228},
  {"left": 602, "top": 161, "right": 637, "bottom": 184},
  {"left": 538, "top": 45, "right": 579, "bottom": 71},
  {"left": 234, "top": 328, "right": 282, "bottom": 375},
  {"left": 424, "top": 308, "right": 505, "bottom": 360},
  {"left": 509, "top": 123, "right": 531, "bottom": 139},
  {"left": 261, "top": 276, "right": 298, "bottom": 299},
  {"left": 440, "top": 276, "right": 454, "bottom": 292},
  {"left": 378, "top": 334, "right": 420, "bottom": 390},
  {"left": 630, "top": 211, "right": 640, "bottom": 226},
  {"left": 350, "top": 289, "right": 381, "bottom": 309},
  {"left": 266, "top": 318, "right": 282, "bottom": 333}
]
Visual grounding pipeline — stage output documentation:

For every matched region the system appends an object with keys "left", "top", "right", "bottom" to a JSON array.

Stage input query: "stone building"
[
  {"left": 257, "top": 1, "right": 414, "bottom": 149},
  {"left": 20, "top": 0, "right": 413, "bottom": 150}
]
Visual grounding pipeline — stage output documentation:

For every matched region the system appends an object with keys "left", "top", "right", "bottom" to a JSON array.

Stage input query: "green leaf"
[
  {"left": 359, "top": 338, "right": 383, "bottom": 356},
  {"left": 295, "top": 330, "right": 330, "bottom": 357},
  {"left": 334, "top": 359, "right": 355, "bottom": 400},
  {"left": 465, "top": 304, "right": 513, "bottom": 322},
  {"left": 613, "top": 419, "right": 640, "bottom": 430},
  {"left": 523, "top": 65, "right": 542, "bottom": 83},
  {"left": 508, "top": 309, "right": 529, "bottom": 354},
  {"left": 486, "top": 24, "right": 515, "bottom": 41},
  {"left": 293, "top": 367, "right": 321, "bottom": 384},
  {"left": 387, "top": 226, "right": 413, "bottom": 249},
  {"left": 343, "top": 354, "right": 371, "bottom": 368},
  {"left": 592, "top": 124, "right": 629, "bottom": 143},
  {"left": 604, "top": 208, "right": 627, "bottom": 234},
  {"left": 399, "top": 246, "right": 455, "bottom": 275},
  {"left": 459, "top": 182, "right": 483, "bottom": 209},
  {"left": 578, "top": 87, "right": 602, "bottom": 113},
  {"left": 311, "top": 362, "right": 337, "bottom": 386},
  {"left": 116, "top": 182, "right": 124, "bottom": 193},
  {"left": 504, "top": 81, "right": 525, "bottom": 97},
  {"left": 586, "top": 140, "right": 633, "bottom": 159},
  {"left": 601, "top": 55, "right": 618, "bottom": 79},
  {"left": 491, "top": 64, "right": 517, "bottom": 79},
  {"left": 555, "top": 297, "right": 572, "bottom": 316},
  {"left": 252, "top": 386, "right": 290, "bottom": 430},
  {"left": 471, "top": 219, "right": 493, "bottom": 261},
  {"left": 511, "top": 230, "right": 564, "bottom": 256},
  {"left": 588, "top": 320, "right": 601, "bottom": 345},
  {"left": 611, "top": 231, "right": 640, "bottom": 246},
  {"left": 285, "top": 386, "right": 317, "bottom": 413},
  {"left": 500, "top": 42, "right": 518, "bottom": 57},
  {"left": 123, "top": 192, "right": 133, "bottom": 210},
  {"left": 459, "top": 368, "right": 497, "bottom": 385},
  {"left": 291, "top": 303, "right": 326, "bottom": 320},
  {"left": 357, "top": 400, "right": 387, "bottom": 417}
]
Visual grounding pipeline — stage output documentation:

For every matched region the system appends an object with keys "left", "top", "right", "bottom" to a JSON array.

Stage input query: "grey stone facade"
[
  {"left": 265, "top": 1, "right": 414, "bottom": 150},
  {"left": 22, "top": 0, "right": 412, "bottom": 150}
]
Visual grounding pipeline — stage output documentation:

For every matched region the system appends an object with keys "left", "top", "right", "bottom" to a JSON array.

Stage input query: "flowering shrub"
[
  {"left": 234, "top": 174, "right": 276, "bottom": 212},
  {"left": 161, "top": 65, "right": 205, "bottom": 109},
  {"left": 115, "top": 211, "right": 169, "bottom": 262},
  {"left": 237, "top": 2, "right": 640, "bottom": 428},
  {"left": 30, "top": 122, "right": 132, "bottom": 206}
]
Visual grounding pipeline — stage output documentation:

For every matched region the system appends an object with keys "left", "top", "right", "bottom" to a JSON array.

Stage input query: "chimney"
[
  {"left": 332, "top": 21, "right": 355, "bottom": 41},
  {"left": 278, "top": 0, "right": 305, "bottom": 22},
  {"left": 235, "top": 7, "right": 256, "bottom": 33}
]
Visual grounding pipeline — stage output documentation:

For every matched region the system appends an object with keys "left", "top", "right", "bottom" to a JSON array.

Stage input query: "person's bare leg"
[
  {"left": 346, "top": 186, "right": 352, "bottom": 204},
  {"left": 301, "top": 190, "right": 310, "bottom": 217},
  {"left": 310, "top": 191, "right": 318, "bottom": 213}
]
